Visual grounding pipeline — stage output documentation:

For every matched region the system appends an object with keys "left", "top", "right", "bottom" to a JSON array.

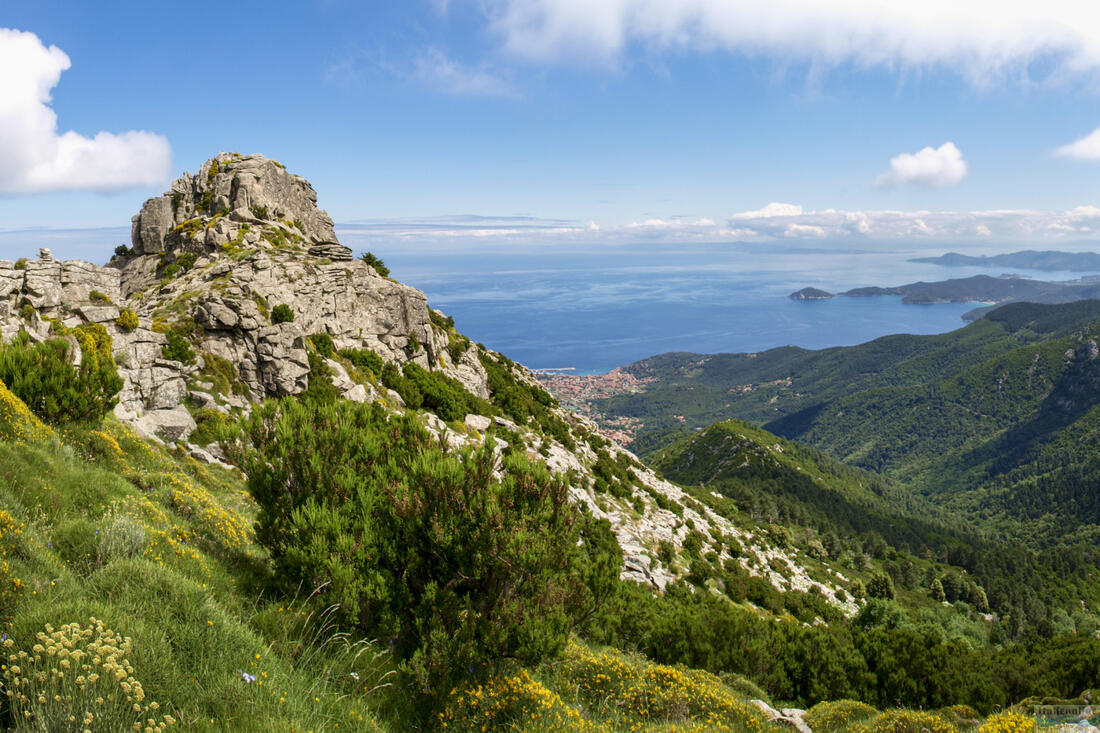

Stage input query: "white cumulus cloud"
[
  {"left": 0, "top": 28, "right": 171, "bottom": 194},
  {"left": 1056, "top": 126, "right": 1100, "bottom": 159},
  {"left": 876, "top": 142, "right": 967, "bottom": 188},
  {"left": 731, "top": 202, "right": 803, "bottom": 219}
]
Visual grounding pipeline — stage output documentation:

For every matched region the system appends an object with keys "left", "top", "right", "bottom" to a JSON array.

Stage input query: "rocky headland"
[{"left": 790, "top": 273, "right": 1100, "bottom": 319}]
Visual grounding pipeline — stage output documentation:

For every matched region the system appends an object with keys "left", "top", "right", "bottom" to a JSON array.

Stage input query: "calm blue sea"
[{"left": 352, "top": 236, "right": 1100, "bottom": 374}]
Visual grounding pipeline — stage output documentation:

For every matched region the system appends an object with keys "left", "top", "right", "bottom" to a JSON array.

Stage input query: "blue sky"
[{"left": 5, "top": 0, "right": 1100, "bottom": 260}]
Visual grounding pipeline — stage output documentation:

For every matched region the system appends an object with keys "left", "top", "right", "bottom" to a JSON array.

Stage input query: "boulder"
[
  {"left": 465, "top": 414, "right": 491, "bottom": 432},
  {"left": 308, "top": 243, "right": 354, "bottom": 261},
  {"left": 77, "top": 305, "right": 120, "bottom": 324},
  {"left": 133, "top": 406, "right": 197, "bottom": 443}
]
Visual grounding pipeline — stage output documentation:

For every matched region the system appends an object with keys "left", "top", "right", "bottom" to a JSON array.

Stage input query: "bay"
[{"left": 342, "top": 236, "right": 1100, "bottom": 374}]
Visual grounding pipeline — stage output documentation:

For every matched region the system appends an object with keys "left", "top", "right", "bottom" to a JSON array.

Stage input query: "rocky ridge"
[{"left": 0, "top": 153, "right": 856, "bottom": 610}]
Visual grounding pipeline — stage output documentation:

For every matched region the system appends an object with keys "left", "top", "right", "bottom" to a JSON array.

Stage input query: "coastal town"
[{"left": 535, "top": 368, "right": 657, "bottom": 444}]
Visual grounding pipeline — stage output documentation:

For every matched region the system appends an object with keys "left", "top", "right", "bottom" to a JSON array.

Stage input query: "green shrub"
[
  {"left": 197, "top": 351, "right": 245, "bottom": 396},
  {"left": 429, "top": 310, "right": 455, "bottom": 330},
  {"left": 0, "top": 327, "right": 123, "bottom": 424},
  {"left": 300, "top": 352, "right": 341, "bottom": 406},
  {"left": 116, "top": 308, "right": 139, "bottom": 331},
  {"left": 310, "top": 332, "right": 335, "bottom": 359},
  {"left": 271, "top": 304, "right": 295, "bottom": 324},
  {"left": 113, "top": 244, "right": 132, "bottom": 258},
  {"left": 339, "top": 348, "right": 384, "bottom": 378},
  {"left": 161, "top": 331, "right": 195, "bottom": 364},
  {"left": 395, "top": 361, "right": 491, "bottom": 422},
  {"left": 88, "top": 289, "right": 111, "bottom": 304},
  {"left": 358, "top": 251, "right": 390, "bottom": 277},
  {"left": 243, "top": 397, "right": 619, "bottom": 703},
  {"left": 250, "top": 203, "right": 269, "bottom": 219},
  {"left": 867, "top": 571, "right": 897, "bottom": 600},
  {"left": 189, "top": 408, "right": 236, "bottom": 447},
  {"left": 13, "top": 258, "right": 26, "bottom": 270}
]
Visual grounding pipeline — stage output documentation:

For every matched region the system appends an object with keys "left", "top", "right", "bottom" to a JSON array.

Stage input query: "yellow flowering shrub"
[
  {"left": 804, "top": 700, "right": 880, "bottom": 732},
  {"left": 866, "top": 709, "right": 959, "bottom": 733},
  {"left": 0, "top": 508, "right": 25, "bottom": 620},
  {"left": 0, "top": 378, "right": 53, "bottom": 444},
  {"left": 553, "top": 642, "right": 772, "bottom": 732},
  {"left": 979, "top": 711, "right": 1036, "bottom": 733},
  {"left": 440, "top": 668, "right": 605, "bottom": 732},
  {"left": 2, "top": 617, "right": 176, "bottom": 732}
]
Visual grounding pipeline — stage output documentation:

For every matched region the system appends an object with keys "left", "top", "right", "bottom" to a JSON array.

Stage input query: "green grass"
[{"left": 0, "top": 384, "right": 396, "bottom": 731}]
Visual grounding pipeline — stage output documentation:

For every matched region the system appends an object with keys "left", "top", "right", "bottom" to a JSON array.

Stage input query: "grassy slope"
[{"left": 0, "top": 379, "right": 789, "bottom": 732}]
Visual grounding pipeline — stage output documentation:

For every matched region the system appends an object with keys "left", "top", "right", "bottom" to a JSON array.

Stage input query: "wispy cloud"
[
  {"left": 325, "top": 46, "right": 516, "bottom": 97},
  {"left": 412, "top": 48, "right": 517, "bottom": 97},
  {"left": 0, "top": 29, "right": 171, "bottom": 194},
  {"left": 477, "top": 0, "right": 1100, "bottom": 86},
  {"left": 335, "top": 206, "right": 1100, "bottom": 246}
]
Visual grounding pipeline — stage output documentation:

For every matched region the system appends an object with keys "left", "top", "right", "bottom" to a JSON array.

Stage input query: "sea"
[{"left": 357, "top": 238, "right": 1100, "bottom": 375}]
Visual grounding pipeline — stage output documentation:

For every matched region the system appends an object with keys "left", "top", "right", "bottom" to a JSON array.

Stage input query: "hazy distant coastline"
[{"left": 910, "top": 249, "right": 1100, "bottom": 271}]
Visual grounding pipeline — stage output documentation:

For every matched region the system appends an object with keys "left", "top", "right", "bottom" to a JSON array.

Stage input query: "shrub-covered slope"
[{"left": 652, "top": 419, "right": 964, "bottom": 550}]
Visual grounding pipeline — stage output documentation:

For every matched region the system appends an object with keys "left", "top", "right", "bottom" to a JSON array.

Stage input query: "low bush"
[
  {"left": 804, "top": 700, "right": 880, "bottom": 733},
  {"left": 358, "top": 252, "right": 390, "bottom": 277},
  {"left": 0, "top": 327, "right": 123, "bottom": 425},
  {"left": 339, "top": 347, "right": 384, "bottom": 378},
  {"left": 160, "top": 331, "right": 195, "bottom": 364},
  {"left": 271, "top": 304, "right": 294, "bottom": 324},
  {"left": 116, "top": 308, "right": 139, "bottom": 332},
  {"left": 864, "top": 710, "right": 958, "bottom": 733},
  {"left": 244, "top": 397, "right": 619, "bottom": 706},
  {"left": 310, "top": 332, "right": 335, "bottom": 359}
]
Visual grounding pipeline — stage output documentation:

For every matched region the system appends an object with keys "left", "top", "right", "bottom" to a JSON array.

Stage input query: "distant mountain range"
[
  {"left": 911, "top": 249, "right": 1100, "bottom": 271},
  {"left": 790, "top": 274, "right": 1100, "bottom": 320}
]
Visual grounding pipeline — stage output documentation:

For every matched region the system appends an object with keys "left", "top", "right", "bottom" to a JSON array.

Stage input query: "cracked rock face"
[{"left": 130, "top": 152, "right": 336, "bottom": 256}]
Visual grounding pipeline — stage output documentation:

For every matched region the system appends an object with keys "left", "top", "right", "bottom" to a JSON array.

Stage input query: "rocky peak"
[{"left": 122, "top": 153, "right": 342, "bottom": 295}]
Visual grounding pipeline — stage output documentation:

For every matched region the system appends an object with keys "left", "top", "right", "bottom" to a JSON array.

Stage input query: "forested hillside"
[{"left": 592, "top": 301, "right": 1100, "bottom": 546}]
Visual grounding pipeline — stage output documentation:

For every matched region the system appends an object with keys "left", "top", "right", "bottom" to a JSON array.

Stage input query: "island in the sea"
[
  {"left": 789, "top": 286, "right": 834, "bottom": 300},
  {"left": 910, "top": 249, "right": 1100, "bottom": 271},
  {"left": 789, "top": 273, "right": 1100, "bottom": 320}
]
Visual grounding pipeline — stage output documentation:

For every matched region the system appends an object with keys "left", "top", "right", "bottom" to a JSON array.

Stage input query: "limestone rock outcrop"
[{"left": 97, "top": 153, "right": 489, "bottom": 410}]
